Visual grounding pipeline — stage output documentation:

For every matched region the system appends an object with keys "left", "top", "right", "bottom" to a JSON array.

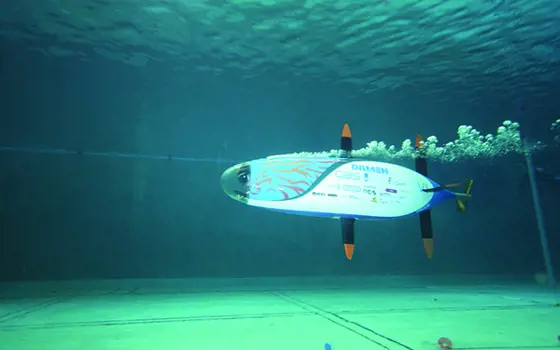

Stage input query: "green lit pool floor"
[{"left": 1, "top": 276, "right": 558, "bottom": 350}]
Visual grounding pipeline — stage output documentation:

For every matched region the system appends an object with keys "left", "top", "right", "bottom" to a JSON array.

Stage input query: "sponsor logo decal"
[
  {"left": 388, "top": 177, "right": 406, "bottom": 186},
  {"left": 335, "top": 171, "right": 360, "bottom": 181},
  {"left": 352, "top": 164, "right": 389, "bottom": 175},
  {"left": 380, "top": 199, "right": 401, "bottom": 205},
  {"left": 312, "top": 191, "right": 338, "bottom": 198},
  {"left": 342, "top": 184, "right": 361, "bottom": 193},
  {"left": 340, "top": 194, "right": 361, "bottom": 200},
  {"left": 382, "top": 188, "right": 407, "bottom": 202},
  {"left": 362, "top": 186, "right": 378, "bottom": 203},
  {"left": 362, "top": 186, "right": 376, "bottom": 195}
]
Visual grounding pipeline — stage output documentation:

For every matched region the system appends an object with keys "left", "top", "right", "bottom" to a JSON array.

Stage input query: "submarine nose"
[{"left": 220, "top": 163, "right": 250, "bottom": 202}]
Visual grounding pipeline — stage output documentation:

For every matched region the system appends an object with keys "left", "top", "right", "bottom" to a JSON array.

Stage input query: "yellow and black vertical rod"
[{"left": 415, "top": 134, "right": 434, "bottom": 259}]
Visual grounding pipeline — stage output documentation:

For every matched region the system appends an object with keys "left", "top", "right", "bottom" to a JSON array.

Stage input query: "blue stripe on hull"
[
  {"left": 264, "top": 208, "right": 416, "bottom": 220},
  {"left": 260, "top": 189, "right": 457, "bottom": 220}
]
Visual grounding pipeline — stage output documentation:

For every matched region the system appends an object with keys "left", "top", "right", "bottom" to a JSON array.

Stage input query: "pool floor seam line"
[
  {"left": 337, "top": 303, "right": 555, "bottom": 314},
  {"left": 0, "top": 285, "right": 443, "bottom": 298},
  {"left": 269, "top": 291, "right": 412, "bottom": 350},
  {"left": 2, "top": 284, "right": 547, "bottom": 298},
  {"left": 0, "top": 288, "right": 125, "bottom": 324},
  {"left": 1, "top": 290, "right": 549, "bottom": 327},
  {"left": 0, "top": 300, "right": 54, "bottom": 321},
  {"left": 0, "top": 311, "right": 318, "bottom": 331},
  {"left": 0, "top": 297, "right": 71, "bottom": 324},
  {"left": 2, "top": 302, "right": 546, "bottom": 331}
]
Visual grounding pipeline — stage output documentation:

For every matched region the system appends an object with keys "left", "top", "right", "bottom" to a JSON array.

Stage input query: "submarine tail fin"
[{"left": 454, "top": 179, "right": 473, "bottom": 212}]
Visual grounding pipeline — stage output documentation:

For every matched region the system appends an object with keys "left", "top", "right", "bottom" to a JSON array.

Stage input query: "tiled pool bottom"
[{"left": 1, "top": 276, "right": 558, "bottom": 350}]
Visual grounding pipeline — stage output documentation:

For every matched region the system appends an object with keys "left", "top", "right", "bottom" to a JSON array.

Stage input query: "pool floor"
[{"left": 0, "top": 275, "right": 558, "bottom": 350}]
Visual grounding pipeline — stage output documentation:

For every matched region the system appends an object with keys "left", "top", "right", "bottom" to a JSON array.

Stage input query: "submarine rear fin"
[
  {"left": 423, "top": 179, "right": 473, "bottom": 212},
  {"left": 454, "top": 179, "right": 473, "bottom": 212},
  {"left": 422, "top": 180, "right": 469, "bottom": 193},
  {"left": 415, "top": 134, "right": 434, "bottom": 259}
]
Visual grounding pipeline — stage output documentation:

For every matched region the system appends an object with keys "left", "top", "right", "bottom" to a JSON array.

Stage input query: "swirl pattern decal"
[{"left": 248, "top": 158, "right": 338, "bottom": 201}]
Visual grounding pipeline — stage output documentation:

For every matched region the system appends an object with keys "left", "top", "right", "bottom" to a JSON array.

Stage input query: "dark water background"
[{"left": 1, "top": 0, "right": 559, "bottom": 281}]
